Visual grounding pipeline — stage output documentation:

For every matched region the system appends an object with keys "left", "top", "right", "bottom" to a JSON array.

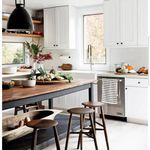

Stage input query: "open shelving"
[{"left": 2, "top": 16, "right": 43, "bottom": 38}]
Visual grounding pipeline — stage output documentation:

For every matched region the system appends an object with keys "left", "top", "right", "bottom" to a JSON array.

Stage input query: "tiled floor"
[{"left": 44, "top": 119, "right": 148, "bottom": 150}]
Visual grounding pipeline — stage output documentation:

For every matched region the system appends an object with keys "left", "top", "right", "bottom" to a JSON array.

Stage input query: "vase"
[{"left": 37, "top": 63, "right": 44, "bottom": 70}]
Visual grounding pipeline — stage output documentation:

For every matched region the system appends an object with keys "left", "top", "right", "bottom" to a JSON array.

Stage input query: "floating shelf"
[
  {"left": 2, "top": 32, "right": 43, "bottom": 38},
  {"left": 2, "top": 16, "right": 43, "bottom": 24}
]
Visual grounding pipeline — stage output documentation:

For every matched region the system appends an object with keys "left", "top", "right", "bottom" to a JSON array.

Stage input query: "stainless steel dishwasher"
[{"left": 98, "top": 77, "right": 126, "bottom": 120}]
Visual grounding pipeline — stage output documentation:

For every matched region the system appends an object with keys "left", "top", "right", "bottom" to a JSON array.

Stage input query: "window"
[
  {"left": 2, "top": 42, "right": 25, "bottom": 65},
  {"left": 83, "top": 13, "right": 106, "bottom": 64}
]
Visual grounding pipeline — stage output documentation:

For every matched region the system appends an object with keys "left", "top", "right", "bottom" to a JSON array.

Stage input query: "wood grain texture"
[{"left": 3, "top": 80, "right": 95, "bottom": 103}]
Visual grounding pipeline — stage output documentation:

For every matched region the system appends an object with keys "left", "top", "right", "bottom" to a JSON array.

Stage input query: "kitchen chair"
[
  {"left": 82, "top": 101, "right": 109, "bottom": 150},
  {"left": 26, "top": 119, "right": 60, "bottom": 150},
  {"left": 65, "top": 107, "right": 98, "bottom": 150}
]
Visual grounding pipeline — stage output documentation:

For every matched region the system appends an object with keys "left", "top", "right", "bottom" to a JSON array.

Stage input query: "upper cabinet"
[
  {"left": 104, "top": 0, "right": 148, "bottom": 48},
  {"left": 44, "top": 6, "right": 76, "bottom": 50}
]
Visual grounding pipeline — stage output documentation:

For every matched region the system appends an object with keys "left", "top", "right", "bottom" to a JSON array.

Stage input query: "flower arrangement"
[{"left": 25, "top": 41, "right": 52, "bottom": 63}]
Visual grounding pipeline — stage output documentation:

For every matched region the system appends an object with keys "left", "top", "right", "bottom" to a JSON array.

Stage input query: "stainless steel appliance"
[{"left": 98, "top": 77, "right": 126, "bottom": 119}]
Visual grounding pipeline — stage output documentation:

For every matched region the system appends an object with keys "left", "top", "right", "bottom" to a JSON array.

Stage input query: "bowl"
[
  {"left": 2, "top": 67, "right": 17, "bottom": 74},
  {"left": 22, "top": 80, "right": 36, "bottom": 87}
]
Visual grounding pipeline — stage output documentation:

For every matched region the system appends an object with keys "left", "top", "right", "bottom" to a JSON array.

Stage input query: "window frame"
[{"left": 83, "top": 13, "right": 106, "bottom": 65}]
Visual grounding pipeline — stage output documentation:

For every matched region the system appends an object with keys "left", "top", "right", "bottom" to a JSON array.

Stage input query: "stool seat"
[
  {"left": 26, "top": 119, "right": 60, "bottom": 150},
  {"left": 26, "top": 119, "right": 58, "bottom": 129},
  {"left": 68, "top": 107, "right": 94, "bottom": 114},
  {"left": 82, "top": 101, "right": 104, "bottom": 108}
]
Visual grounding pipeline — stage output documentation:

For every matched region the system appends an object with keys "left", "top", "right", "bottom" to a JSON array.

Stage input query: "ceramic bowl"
[
  {"left": 2, "top": 67, "right": 17, "bottom": 74},
  {"left": 22, "top": 80, "right": 36, "bottom": 87}
]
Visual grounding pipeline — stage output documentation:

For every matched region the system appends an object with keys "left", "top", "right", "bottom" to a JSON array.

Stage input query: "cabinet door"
[
  {"left": 55, "top": 6, "right": 69, "bottom": 49},
  {"left": 120, "top": 0, "right": 138, "bottom": 47},
  {"left": 44, "top": 8, "right": 56, "bottom": 49},
  {"left": 138, "top": 0, "right": 148, "bottom": 47},
  {"left": 104, "top": 0, "right": 120, "bottom": 47},
  {"left": 125, "top": 87, "right": 148, "bottom": 122}
]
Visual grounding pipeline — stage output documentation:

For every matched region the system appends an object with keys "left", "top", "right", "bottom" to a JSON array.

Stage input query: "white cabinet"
[
  {"left": 137, "top": 0, "right": 148, "bottom": 47},
  {"left": 104, "top": 0, "right": 120, "bottom": 47},
  {"left": 104, "top": 0, "right": 137, "bottom": 47},
  {"left": 125, "top": 78, "right": 148, "bottom": 124},
  {"left": 104, "top": 0, "right": 148, "bottom": 48},
  {"left": 44, "top": 6, "right": 76, "bottom": 49}
]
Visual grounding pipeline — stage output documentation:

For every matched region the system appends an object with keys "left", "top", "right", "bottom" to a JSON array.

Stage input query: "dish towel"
[{"left": 101, "top": 78, "right": 118, "bottom": 104}]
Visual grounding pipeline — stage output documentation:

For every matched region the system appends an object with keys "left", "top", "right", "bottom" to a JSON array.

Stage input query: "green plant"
[{"left": 25, "top": 41, "right": 43, "bottom": 59}]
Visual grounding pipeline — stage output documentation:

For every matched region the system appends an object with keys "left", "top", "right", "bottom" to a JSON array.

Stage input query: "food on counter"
[
  {"left": 115, "top": 64, "right": 136, "bottom": 74},
  {"left": 115, "top": 67, "right": 122, "bottom": 73},
  {"left": 137, "top": 67, "right": 148, "bottom": 74},
  {"left": 2, "top": 81, "right": 15, "bottom": 89},
  {"left": 20, "top": 65, "right": 32, "bottom": 69},
  {"left": 126, "top": 65, "right": 133, "bottom": 71},
  {"left": 37, "top": 67, "right": 73, "bottom": 82}
]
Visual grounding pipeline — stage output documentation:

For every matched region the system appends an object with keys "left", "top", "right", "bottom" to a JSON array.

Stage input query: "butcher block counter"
[{"left": 3, "top": 79, "right": 95, "bottom": 110}]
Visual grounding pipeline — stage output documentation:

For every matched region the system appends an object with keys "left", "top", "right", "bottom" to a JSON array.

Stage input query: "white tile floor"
[{"left": 44, "top": 119, "right": 148, "bottom": 150}]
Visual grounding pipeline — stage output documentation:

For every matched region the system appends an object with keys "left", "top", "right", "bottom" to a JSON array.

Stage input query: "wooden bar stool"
[
  {"left": 26, "top": 119, "right": 60, "bottom": 150},
  {"left": 82, "top": 101, "right": 109, "bottom": 150},
  {"left": 65, "top": 107, "right": 98, "bottom": 150}
]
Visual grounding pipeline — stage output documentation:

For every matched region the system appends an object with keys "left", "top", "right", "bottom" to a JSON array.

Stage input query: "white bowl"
[
  {"left": 2, "top": 67, "right": 17, "bottom": 74},
  {"left": 22, "top": 80, "right": 36, "bottom": 87}
]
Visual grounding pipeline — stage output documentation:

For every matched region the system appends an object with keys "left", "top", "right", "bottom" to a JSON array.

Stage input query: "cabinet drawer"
[{"left": 125, "top": 78, "right": 148, "bottom": 87}]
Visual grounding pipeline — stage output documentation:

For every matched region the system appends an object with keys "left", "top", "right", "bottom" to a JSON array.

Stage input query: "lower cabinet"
[{"left": 125, "top": 78, "right": 148, "bottom": 124}]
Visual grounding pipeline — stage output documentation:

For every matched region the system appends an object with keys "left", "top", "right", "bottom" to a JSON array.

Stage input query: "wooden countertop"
[{"left": 3, "top": 79, "right": 95, "bottom": 103}]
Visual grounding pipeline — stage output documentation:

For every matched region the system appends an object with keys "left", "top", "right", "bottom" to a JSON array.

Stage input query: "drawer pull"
[{"left": 138, "top": 82, "right": 140, "bottom": 84}]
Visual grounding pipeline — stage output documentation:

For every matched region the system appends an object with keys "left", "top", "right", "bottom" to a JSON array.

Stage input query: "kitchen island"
[{"left": 3, "top": 79, "right": 95, "bottom": 110}]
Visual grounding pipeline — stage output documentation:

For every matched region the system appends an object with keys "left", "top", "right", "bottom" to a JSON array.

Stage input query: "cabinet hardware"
[
  {"left": 121, "top": 42, "right": 123, "bottom": 44},
  {"left": 138, "top": 82, "right": 140, "bottom": 84},
  {"left": 116, "top": 43, "right": 119, "bottom": 45},
  {"left": 125, "top": 88, "right": 127, "bottom": 90},
  {"left": 53, "top": 44, "right": 56, "bottom": 46},
  {"left": 56, "top": 45, "right": 58, "bottom": 46}
]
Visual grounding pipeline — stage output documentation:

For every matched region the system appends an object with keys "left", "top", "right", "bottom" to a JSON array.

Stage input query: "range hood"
[{"left": 7, "top": 0, "right": 33, "bottom": 32}]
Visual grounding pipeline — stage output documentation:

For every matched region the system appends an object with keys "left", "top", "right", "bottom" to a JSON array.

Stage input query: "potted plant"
[{"left": 25, "top": 41, "right": 52, "bottom": 70}]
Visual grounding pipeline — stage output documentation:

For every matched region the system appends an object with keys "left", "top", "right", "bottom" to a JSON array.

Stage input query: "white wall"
[{"left": 109, "top": 47, "right": 149, "bottom": 71}]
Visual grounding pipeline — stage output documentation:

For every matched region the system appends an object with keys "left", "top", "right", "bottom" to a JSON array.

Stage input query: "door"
[
  {"left": 125, "top": 87, "right": 148, "bottom": 121},
  {"left": 55, "top": 6, "right": 69, "bottom": 49},
  {"left": 104, "top": 0, "right": 120, "bottom": 47},
  {"left": 44, "top": 8, "right": 56, "bottom": 49},
  {"left": 120, "top": 0, "right": 138, "bottom": 47}
]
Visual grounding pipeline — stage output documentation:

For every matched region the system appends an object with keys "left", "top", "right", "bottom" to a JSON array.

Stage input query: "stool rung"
[{"left": 95, "top": 121, "right": 103, "bottom": 127}]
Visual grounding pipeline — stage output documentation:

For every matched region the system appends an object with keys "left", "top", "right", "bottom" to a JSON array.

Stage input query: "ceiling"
[{"left": 3, "top": 0, "right": 104, "bottom": 10}]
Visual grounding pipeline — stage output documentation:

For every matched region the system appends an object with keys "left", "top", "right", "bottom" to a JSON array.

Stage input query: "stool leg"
[
  {"left": 100, "top": 106, "right": 109, "bottom": 150},
  {"left": 77, "top": 129, "right": 81, "bottom": 149},
  {"left": 65, "top": 113, "right": 72, "bottom": 150},
  {"left": 31, "top": 128, "right": 38, "bottom": 150},
  {"left": 80, "top": 114, "right": 84, "bottom": 150},
  {"left": 89, "top": 114, "right": 98, "bottom": 150},
  {"left": 53, "top": 126, "right": 60, "bottom": 150},
  {"left": 14, "top": 107, "right": 18, "bottom": 115},
  {"left": 93, "top": 108, "right": 96, "bottom": 129}
]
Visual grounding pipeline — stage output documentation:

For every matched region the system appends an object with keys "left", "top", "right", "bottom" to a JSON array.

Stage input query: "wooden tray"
[{"left": 36, "top": 80, "right": 69, "bottom": 85}]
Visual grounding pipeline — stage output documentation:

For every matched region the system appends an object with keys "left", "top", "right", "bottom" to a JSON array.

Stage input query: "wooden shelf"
[
  {"left": 2, "top": 16, "right": 43, "bottom": 24},
  {"left": 2, "top": 32, "right": 43, "bottom": 38}
]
